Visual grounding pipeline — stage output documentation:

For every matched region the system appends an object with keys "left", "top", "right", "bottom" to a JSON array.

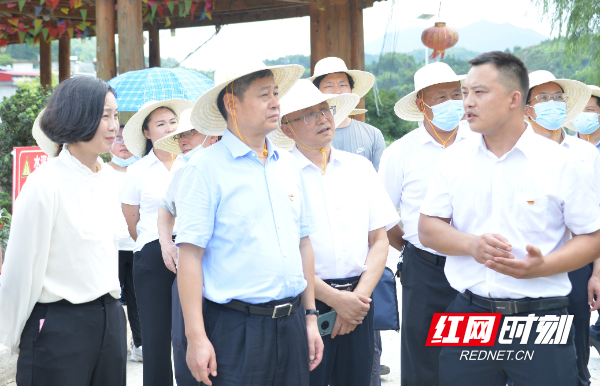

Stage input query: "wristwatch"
[{"left": 305, "top": 309, "right": 320, "bottom": 317}]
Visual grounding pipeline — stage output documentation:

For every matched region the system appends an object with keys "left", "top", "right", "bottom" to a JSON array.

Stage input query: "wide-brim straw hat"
[
  {"left": 154, "top": 108, "right": 196, "bottom": 155},
  {"left": 268, "top": 79, "right": 360, "bottom": 150},
  {"left": 32, "top": 108, "right": 61, "bottom": 157},
  {"left": 566, "top": 84, "right": 600, "bottom": 132},
  {"left": 123, "top": 99, "right": 193, "bottom": 158},
  {"left": 394, "top": 62, "right": 465, "bottom": 122},
  {"left": 527, "top": 70, "right": 591, "bottom": 125},
  {"left": 349, "top": 108, "right": 367, "bottom": 115},
  {"left": 191, "top": 60, "right": 304, "bottom": 137},
  {"left": 308, "top": 57, "right": 375, "bottom": 99}
]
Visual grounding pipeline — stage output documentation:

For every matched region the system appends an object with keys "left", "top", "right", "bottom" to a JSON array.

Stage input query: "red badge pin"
[{"left": 527, "top": 200, "right": 534, "bottom": 205}]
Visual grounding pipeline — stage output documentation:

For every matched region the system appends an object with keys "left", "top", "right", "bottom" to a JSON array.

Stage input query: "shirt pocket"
[{"left": 513, "top": 192, "right": 548, "bottom": 232}]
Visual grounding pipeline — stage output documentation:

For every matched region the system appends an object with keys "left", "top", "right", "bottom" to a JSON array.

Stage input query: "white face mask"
[{"left": 181, "top": 135, "right": 209, "bottom": 163}]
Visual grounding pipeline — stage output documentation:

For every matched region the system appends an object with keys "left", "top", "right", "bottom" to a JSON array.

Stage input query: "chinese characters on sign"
[{"left": 12, "top": 146, "right": 49, "bottom": 210}]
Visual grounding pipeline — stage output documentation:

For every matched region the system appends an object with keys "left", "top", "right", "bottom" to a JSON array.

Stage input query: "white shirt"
[
  {"left": 110, "top": 166, "right": 136, "bottom": 251},
  {"left": 121, "top": 150, "right": 184, "bottom": 252},
  {"left": 420, "top": 123, "right": 600, "bottom": 299},
  {"left": 291, "top": 147, "right": 399, "bottom": 280},
  {"left": 160, "top": 166, "right": 183, "bottom": 217},
  {"left": 560, "top": 130, "right": 600, "bottom": 203},
  {"left": 0, "top": 149, "right": 128, "bottom": 353},
  {"left": 379, "top": 121, "right": 472, "bottom": 254}
]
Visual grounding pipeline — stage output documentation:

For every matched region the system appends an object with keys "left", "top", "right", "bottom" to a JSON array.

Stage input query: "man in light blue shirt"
[{"left": 175, "top": 61, "right": 323, "bottom": 386}]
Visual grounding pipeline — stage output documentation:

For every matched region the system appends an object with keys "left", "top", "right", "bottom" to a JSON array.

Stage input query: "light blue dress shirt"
[{"left": 175, "top": 129, "right": 317, "bottom": 304}]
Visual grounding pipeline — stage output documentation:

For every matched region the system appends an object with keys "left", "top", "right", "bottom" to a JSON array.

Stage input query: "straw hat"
[
  {"left": 190, "top": 60, "right": 304, "bottom": 137},
  {"left": 308, "top": 57, "right": 375, "bottom": 100},
  {"left": 123, "top": 99, "right": 193, "bottom": 158},
  {"left": 31, "top": 108, "right": 61, "bottom": 157},
  {"left": 394, "top": 62, "right": 465, "bottom": 122},
  {"left": 566, "top": 84, "right": 600, "bottom": 131},
  {"left": 349, "top": 108, "right": 367, "bottom": 115},
  {"left": 526, "top": 70, "right": 591, "bottom": 125},
  {"left": 154, "top": 109, "right": 195, "bottom": 155},
  {"left": 268, "top": 79, "right": 360, "bottom": 150}
]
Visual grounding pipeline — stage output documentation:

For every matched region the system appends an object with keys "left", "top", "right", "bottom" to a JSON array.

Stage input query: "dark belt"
[
  {"left": 324, "top": 276, "right": 360, "bottom": 292},
  {"left": 461, "top": 290, "right": 569, "bottom": 315},
  {"left": 405, "top": 241, "right": 446, "bottom": 267},
  {"left": 209, "top": 293, "right": 302, "bottom": 319}
]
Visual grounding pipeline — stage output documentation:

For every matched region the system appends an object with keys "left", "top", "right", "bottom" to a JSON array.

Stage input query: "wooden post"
[
  {"left": 58, "top": 36, "right": 71, "bottom": 82},
  {"left": 310, "top": 0, "right": 367, "bottom": 121},
  {"left": 39, "top": 38, "right": 52, "bottom": 90},
  {"left": 97, "top": 0, "right": 117, "bottom": 81},
  {"left": 148, "top": 22, "right": 161, "bottom": 68},
  {"left": 117, "top": 0, "right": 144, "bottom": 74}
]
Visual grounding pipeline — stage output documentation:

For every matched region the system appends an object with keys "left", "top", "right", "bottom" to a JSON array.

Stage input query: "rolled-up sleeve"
[
  {"left": 368, "top": 164, "right": 400, "bottom": 231},
  {"left": 298, "top": 170, "right": 317, "bottom": 238},
  {"left": 121, "top": 165, "right": 141, "bottom": 206},
  {"left": 0, "top": 172, "right": 55, "bottom": 353},
  {"left": 420, "top": 155, "right": 453, "bottom": 219},
  {"left": 175, "top": 165, "right": 216, "bottom": 248}
]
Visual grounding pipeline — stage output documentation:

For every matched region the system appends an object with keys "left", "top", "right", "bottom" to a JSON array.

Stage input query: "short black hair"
[
  {"left": 592, "top": 96, "right": 600, "bottom": 109},
  {"left": 312, "top": 72, "right": 355, "bottom": 90},
  {"left": 526, "top": 84, "right": 564, "bottom": 105},
  {"left": 217, "top": 69, "right": 274, "bottom": 121},
  {"left": 469, "top": 51, "right": 529, "bottom": 107},
  {"left": 41, "top": 77, "right": 116, "bottom": 156},
  {"left": 141, "top": 106, "right": 176, "bottom": 156}
]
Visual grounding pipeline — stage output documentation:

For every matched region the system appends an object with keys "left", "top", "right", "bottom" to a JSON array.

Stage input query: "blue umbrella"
[{"left": 108, "top": 67, "right": 214, "bottom": 111}]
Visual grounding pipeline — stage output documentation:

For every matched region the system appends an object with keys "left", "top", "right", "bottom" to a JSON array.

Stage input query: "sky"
[{"left": 140, "top": 0, "right": 554, "bottom": 71}]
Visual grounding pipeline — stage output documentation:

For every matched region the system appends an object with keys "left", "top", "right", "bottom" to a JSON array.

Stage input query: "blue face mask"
[
  {"left": 530, "top": 100, "right": 567, "bottom": 131},
  {"left": 572, "top": 112, "right": 600, "bottom": 135},
  {"left": 182, "top": 136, "right": 209, "bottom": 163},
  {"left": 425, "top": 99, "right": 465, "bottom": 131},
  {"left": 111, "top": 154, "right": 139, "bottom": 167}
]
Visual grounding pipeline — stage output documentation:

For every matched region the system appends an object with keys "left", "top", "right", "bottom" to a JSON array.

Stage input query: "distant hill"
[{"left": 365, "top": 20, "right": 547, "bottom": 55}]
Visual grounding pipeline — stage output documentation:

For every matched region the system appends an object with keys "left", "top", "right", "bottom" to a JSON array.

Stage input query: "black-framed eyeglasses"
[
  {"left": 288, "top": 106, "right": 336, "bottom": 125},
  {"left": 174, "top": 129, "right": 197, "bottom": 140},
  {"left": 529, "top": 93, "right": 569, "bottom": 104}
]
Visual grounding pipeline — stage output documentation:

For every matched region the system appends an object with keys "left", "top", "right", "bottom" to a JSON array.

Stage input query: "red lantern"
[{"left": 421, "top": 22, "right": 459, "bottom": 60}]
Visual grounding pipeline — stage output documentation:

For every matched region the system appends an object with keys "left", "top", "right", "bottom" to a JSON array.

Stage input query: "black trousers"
[
  {"left": 17, "top": 294, "right": 127, "bottom": 386},
  {"left": 202, "top": 297, "right": 310, "bottom": 386},
  {"left": 172, "top": 275, "right": 201, "bottom": 386},
  {"left": 567, "top": 264, "right": 593, "bottom": 386},
  {"left": 119, "top": 250, "right": 142, "bottom": 348},
  {"left": 309, "top": 278, "right": 375, "bottom": 386},
  {"left": 400, "top": 243, "right": 457, "bottom": 386},
  {"left": 439, "top": 293, "right": 577, "bottom": 386},
  {"left": 133, "top": 239, "right": 176, "bottom": 386}
]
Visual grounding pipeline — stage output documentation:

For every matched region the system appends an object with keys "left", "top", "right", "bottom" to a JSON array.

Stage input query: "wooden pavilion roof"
[{"left": 0, "top": 0, "right": 378, "bottom": 46}]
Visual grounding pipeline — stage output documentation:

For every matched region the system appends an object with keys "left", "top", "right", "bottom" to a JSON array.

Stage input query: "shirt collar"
[
  {"left": 475, "top": 121, "right": 536, "bottom": 158},
  {"left": 291, "top": 144, "right": 340, "bottom": 170},
  {"left": 418, "top": 120, "right": 470, "bottom": 146},
  {"left": 221, "top": 128, "right": 280, "bottom": 161},
  {"left": 576, "top": 131, "right": 600, "bottom": 148}
]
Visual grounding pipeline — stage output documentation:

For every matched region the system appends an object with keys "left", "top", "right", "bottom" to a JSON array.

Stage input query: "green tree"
[
  {"left": 365, "top": 88, "right": 416, "bottom": 141},
  {"left": 533, "top": 0, "right": 600, "bottom": 85},
  {"left": 264, "top": 55, "right": 311, "bottom": 78},
  {"left": 0, "top": 80, "right": 52, "bottom": 213}
]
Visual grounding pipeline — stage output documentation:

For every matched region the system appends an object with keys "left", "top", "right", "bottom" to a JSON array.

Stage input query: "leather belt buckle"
[
  {"left": 331, "top": 283, "right": 353, "bottom": 292},
  {"left": 491, "top": 300, "right": 518, "bottom": 314},
  {"left": 272, "top": 303, "right": 293, "bottom": 318}
]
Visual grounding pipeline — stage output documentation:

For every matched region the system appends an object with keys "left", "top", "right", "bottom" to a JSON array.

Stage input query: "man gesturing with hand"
[{"left": 418, "top": 52, "right": 600, "bottom": 386}]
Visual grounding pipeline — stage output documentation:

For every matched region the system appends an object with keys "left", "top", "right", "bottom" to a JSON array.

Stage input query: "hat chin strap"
[{"left": 285, "top": 117, "right": 330, "bottom": 175}]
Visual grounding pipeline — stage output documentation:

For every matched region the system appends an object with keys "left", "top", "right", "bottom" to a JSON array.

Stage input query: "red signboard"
[{"left": 12, "top": 146, "right": 50, "bottom": 210}]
